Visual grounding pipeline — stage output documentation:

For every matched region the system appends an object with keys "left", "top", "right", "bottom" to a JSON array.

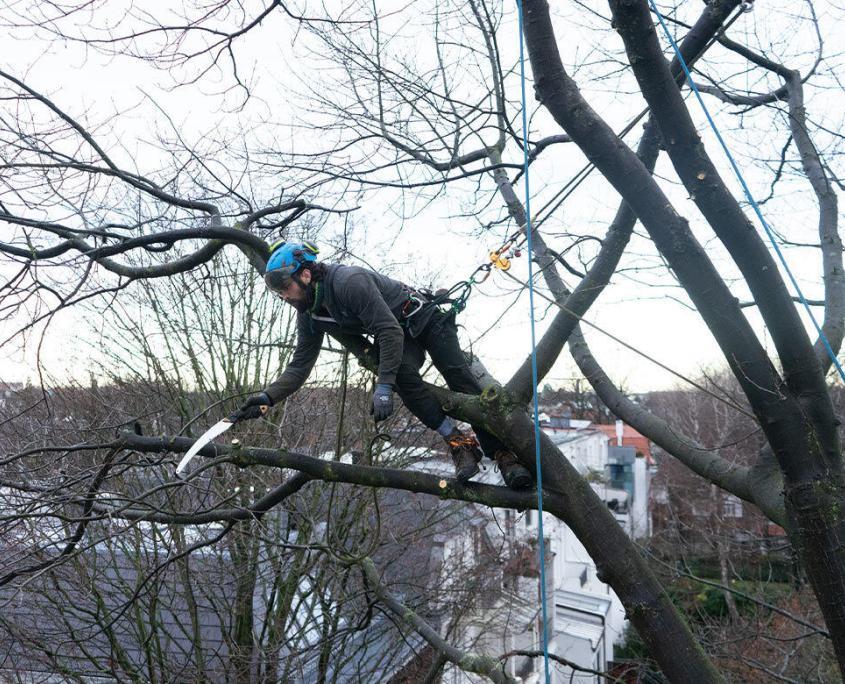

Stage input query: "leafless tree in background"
[
  {"left": 2, "top": 253, "right": 509, "bottom": 681},
  {"left": 2, "top": 0, "right": 845, "bottom": 680}
]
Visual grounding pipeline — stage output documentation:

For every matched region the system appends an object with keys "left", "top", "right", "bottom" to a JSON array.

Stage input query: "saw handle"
[{"left": 229, "top": 404, "right": 269, "bottom": 423}]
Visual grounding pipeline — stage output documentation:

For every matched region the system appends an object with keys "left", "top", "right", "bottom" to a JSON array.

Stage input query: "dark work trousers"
[{"left": 393, "top": 309, "right": 507, "bottom": 459}]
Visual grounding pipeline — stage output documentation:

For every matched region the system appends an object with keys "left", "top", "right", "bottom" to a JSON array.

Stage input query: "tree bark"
[{"left": 605, "top": 0, "right": 845, "bottom": 673}]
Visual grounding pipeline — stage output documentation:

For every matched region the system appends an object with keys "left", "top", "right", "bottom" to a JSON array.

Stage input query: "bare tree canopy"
[{"left": 2, "top": 0, "right": 845, "bottom": 681}]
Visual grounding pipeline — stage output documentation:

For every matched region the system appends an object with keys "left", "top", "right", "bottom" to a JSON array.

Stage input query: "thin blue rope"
[
  {"left": 516, "top": 2, "right": 552, "bottom": 682},
  {"left": 647, "top": 0, "right": 845, "bottom": 384}
]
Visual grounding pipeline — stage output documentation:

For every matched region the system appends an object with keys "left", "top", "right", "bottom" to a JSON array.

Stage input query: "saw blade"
[{"left": 176, "top": 419, "right": 235, "bottom": 475}]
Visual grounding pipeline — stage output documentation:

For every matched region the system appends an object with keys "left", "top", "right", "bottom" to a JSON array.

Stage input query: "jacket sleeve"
[
  {"left": 339, "top": 272, "right": 404, "bottom": 386},
  {"left": 264, "top": 314, "right": 324, "bottom": 404}
]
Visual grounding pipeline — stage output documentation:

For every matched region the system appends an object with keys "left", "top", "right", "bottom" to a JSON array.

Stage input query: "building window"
[{"left": 722, "top": 495, "right": 744, "bottom": 518}]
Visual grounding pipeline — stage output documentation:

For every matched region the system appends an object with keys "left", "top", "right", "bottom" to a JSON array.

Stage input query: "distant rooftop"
[{"left": 592, "top": 423, "right": 653, "bottom": 462}]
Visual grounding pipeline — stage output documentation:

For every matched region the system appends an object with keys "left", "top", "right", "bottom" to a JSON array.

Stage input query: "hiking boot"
[
  {"left": 445, "top": 431, "right": 482, "bottom": 483},
  {"left": 494, "top": 450, "right": 532, "bottom": 490}
]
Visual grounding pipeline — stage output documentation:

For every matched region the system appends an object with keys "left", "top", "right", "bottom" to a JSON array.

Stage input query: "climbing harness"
[{"left": 399, "top": 286, "right": 426, "bottom": 320}]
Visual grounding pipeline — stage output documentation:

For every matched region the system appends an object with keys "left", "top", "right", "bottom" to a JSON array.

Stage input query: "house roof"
[
  {"left": 592, "top": 423, "right": 653, "bottom": 463},
  {"left": 544, "top": 429, "right": 604, "bottom": 447}
]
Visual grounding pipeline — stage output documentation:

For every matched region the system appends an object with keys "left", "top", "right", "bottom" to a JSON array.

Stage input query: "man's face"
[{"left": 272, "top": 268, "right": 312, "bottom": 311}]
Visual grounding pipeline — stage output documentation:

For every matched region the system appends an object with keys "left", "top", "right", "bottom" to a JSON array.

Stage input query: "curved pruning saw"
[{"left": 175, "top": 405, "right": 268, "bottom": 475}]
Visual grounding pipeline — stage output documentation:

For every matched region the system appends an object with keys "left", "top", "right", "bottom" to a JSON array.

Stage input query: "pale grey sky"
[{"left": 1, "top": 0, "right": 840, "bottom": 393}]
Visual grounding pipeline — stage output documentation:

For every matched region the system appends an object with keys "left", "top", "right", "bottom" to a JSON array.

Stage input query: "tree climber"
[{"left": 237, "top": 241, "right": 532, "bottom": 490}]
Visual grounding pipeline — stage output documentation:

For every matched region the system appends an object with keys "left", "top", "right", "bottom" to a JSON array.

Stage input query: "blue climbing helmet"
[{"left": 264, "top": 240, "right": 319, "bottom": 291}]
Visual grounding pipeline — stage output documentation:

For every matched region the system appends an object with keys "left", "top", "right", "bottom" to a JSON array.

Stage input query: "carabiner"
[{"left": 472, "top": 265, "right": 493, "bottom": 284}]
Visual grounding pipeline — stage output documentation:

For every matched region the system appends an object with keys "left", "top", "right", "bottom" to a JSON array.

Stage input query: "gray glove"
[
  {"left": 370, "top": 383, "right": 394, "bottom": 422},
  {"left": 234, "top": 391, "right": 273, "bottom": 422}
]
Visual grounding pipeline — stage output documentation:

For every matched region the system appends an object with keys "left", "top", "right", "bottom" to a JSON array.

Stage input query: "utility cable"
[{"left": 501, "top": 269, "right": 755, "bottom": 418}]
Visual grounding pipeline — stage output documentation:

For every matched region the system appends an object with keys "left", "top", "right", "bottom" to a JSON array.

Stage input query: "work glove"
[
  {"left": 370, "top": 383, "right": 395, "bottom": 422},
  {"left": 234, "top": 391, "right": 273, "bottom": 422}
]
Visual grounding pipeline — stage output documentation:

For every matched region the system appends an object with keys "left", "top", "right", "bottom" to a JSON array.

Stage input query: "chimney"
[{"left": 615, "top": 419, "right": 624, "bottom": 446}]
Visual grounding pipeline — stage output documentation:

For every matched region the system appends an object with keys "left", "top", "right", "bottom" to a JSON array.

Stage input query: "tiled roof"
[{"left": 592, "top": 423, "right": 653, "bottom": 463}]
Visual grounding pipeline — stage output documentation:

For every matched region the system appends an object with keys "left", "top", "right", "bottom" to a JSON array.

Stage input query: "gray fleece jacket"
[{"left": 263, "top": 263, "right": 434, "bottom": 404}]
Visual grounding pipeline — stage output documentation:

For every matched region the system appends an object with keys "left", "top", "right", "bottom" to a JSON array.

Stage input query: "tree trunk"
[
  {"left": 606, "top": 0, "right": 845, "bottom": 673},
  {"left": 522, "top": 0, "right": 845, "bottom": 673},
  {"left": 469, "top": 388, "right": 725, "bottom": 683}
]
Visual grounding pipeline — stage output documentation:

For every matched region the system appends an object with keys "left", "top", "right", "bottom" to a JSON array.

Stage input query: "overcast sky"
[{"left": 1, "top": 0, "right": 841, "bottom": 393}]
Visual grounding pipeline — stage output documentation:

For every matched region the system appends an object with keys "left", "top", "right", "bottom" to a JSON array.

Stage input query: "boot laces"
[
  {"left": 494, "top": 450, "right": 517, "bottom": 471},
  {"left": 446, "top": 433, "right": 480, "bottom": 450}
]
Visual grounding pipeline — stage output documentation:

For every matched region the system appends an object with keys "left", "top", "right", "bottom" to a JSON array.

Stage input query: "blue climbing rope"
[
  {"left": 647, "top": 0, "right": 845, "bottom": 384},
  {"left": 515, "top": 2, "right": 553, "bottom": 682}
]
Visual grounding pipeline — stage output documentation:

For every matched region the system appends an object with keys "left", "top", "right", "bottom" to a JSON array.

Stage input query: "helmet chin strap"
[{"left": 307, "top": 281, "right": 323, "bottom": 313}]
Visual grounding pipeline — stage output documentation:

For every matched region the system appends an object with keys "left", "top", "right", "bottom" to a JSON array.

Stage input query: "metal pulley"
[{"left": 489, "top": 250, "right": 512, "bottom": 271}]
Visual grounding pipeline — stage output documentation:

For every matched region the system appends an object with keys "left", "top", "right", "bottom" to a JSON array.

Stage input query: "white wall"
[{"left": 632, "top": 456, "right": 650, "bottom": 539}]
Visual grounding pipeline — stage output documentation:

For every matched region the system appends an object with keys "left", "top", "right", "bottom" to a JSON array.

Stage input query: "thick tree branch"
[
  {"left": 111, "top": 431, "right": 559, "bottom": 520},
  {"left": 448, "top": 388, "right": 726, "bottom": 684},
  {"left": 522, "top": 0, "right": 826, "bottom": 485},
  {"left": 609, "top": 0, "right": 834, "bottom": 409},
  {"left": 506, "top": 0, "right": 740, "bottom": 403},
  {"left": 568, "top": 325, "right": 786, "bottom": 525},
  {"left": 782, "top": 76, "right": 845, "bottom": 370},
  {"left": 708, "top": 39, "right": 844, "bottom": 371},
  {"left": 1, "top": 227, "right": 268, "bottom": 263},
  {"left": 608, "top": 0, "right": 845, "bottom": 671}
]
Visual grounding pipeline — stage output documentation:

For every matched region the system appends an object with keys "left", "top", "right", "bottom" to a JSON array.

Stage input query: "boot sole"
[{"left": 505, "top": 469, "right": 532, "bottom": 490}]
